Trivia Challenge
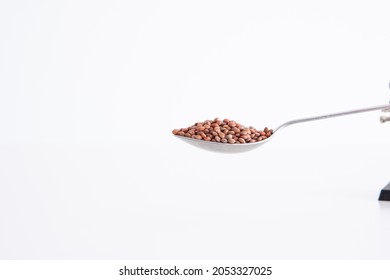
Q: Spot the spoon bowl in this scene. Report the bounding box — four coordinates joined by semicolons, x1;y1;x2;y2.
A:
174;135;273;153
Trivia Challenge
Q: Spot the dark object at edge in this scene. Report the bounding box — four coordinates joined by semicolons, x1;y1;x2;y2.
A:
378;182;390;201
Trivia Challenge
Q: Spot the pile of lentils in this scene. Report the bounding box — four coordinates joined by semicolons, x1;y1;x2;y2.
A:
172;118;273;144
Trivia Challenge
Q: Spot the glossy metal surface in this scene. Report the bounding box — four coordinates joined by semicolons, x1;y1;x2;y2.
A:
174;104;390;153
174;134;272;153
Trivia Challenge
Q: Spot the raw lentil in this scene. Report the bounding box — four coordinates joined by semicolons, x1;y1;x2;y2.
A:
172;118;273;144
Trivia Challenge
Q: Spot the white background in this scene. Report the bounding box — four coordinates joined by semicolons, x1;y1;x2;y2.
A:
1;0;390;259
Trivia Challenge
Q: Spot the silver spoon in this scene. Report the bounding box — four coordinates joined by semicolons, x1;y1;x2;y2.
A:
174;104;390;153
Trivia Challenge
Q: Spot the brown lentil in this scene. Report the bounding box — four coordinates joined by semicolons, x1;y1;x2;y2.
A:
172;118;273;144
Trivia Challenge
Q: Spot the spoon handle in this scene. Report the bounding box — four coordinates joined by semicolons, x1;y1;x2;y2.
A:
275;104;390;132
